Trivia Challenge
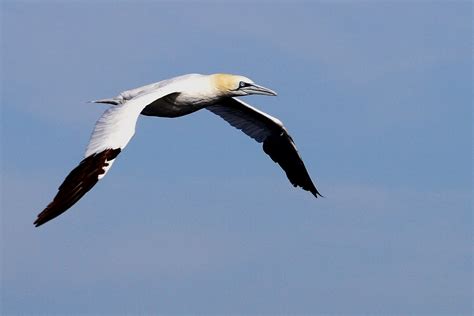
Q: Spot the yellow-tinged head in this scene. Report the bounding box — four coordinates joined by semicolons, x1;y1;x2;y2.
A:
211;73;277;97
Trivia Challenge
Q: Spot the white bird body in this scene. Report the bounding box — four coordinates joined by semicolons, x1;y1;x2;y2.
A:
34;73;321;227
96;74;213;116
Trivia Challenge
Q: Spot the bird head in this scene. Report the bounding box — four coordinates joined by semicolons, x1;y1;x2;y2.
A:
212;74;277;97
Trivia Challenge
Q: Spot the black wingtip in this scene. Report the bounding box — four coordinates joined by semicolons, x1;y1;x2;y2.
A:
33;218;44;227
34;209;55;227
312;189;324;198
33;148;121;228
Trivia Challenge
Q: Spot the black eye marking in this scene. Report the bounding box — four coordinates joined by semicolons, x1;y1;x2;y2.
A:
239;81;250;89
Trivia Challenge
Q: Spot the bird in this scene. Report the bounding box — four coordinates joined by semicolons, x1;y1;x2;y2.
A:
34;73;322;227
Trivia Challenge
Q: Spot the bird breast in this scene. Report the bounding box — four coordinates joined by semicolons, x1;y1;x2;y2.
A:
140;74;223;118
140;91;219;118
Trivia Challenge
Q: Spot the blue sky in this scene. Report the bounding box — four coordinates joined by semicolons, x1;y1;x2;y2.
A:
1;1;472;315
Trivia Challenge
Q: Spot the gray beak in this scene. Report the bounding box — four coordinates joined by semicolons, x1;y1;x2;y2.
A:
243;83;277;96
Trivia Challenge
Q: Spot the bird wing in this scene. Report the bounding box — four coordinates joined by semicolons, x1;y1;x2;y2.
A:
206;97;321;197
34;88;178;227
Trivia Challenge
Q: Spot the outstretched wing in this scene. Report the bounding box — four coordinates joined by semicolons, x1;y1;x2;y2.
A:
34;89;177;227
206;97;321;197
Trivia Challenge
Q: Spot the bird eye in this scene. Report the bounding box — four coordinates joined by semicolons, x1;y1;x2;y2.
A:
239;81;248;88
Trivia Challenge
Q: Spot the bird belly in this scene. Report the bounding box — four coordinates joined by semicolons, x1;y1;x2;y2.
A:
140;93;211;118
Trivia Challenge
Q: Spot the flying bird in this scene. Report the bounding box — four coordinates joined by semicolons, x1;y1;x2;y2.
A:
34;73;322;227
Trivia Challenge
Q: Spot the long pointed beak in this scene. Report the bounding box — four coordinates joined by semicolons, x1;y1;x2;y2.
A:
244;83;277;96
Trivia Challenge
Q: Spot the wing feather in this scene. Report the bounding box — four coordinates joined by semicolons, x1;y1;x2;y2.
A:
207;98;322;197
34;88;178;226
34;149;121;226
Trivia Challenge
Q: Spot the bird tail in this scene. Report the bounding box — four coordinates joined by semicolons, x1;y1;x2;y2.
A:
88;98;120;105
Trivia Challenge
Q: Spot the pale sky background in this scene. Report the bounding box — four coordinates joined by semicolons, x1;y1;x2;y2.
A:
1;1;472;315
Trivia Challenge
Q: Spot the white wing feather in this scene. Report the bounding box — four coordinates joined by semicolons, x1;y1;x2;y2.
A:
86;87;179;156
84;86;179;178
206;97;284;143
207;97;321;198
34;81;182;226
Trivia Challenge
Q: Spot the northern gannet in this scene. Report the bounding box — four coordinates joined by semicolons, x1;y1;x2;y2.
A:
34;73;322;227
